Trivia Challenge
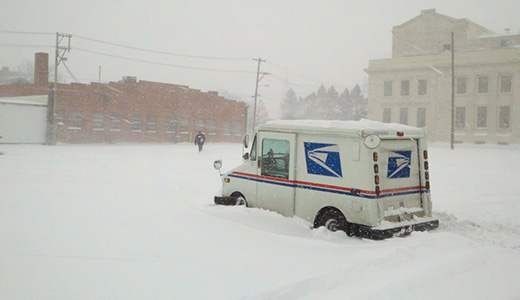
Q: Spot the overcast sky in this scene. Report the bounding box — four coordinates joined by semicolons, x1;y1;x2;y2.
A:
1;0;519;117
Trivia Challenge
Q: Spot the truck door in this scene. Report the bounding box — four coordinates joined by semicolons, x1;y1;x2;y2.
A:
378;139;423;213
256;131;296;217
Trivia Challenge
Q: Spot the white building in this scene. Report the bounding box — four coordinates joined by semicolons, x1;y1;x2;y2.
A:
366;9;520;144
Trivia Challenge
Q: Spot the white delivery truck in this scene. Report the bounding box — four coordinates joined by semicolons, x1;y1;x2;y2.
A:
213;120;439;239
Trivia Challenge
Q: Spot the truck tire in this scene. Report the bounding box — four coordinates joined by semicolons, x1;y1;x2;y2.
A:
315;208;351;236
231;193;247;206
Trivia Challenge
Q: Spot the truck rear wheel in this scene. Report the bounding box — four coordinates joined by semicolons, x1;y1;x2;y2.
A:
315;208;352;236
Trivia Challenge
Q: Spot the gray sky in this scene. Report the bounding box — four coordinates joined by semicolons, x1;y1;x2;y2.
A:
1;0;519;117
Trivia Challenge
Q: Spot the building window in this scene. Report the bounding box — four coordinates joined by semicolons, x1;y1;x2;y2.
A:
130;114;142;132
499;106;511;129
399;108;408;125
418;80;427;96
455;107;466;129
384;81;393;97
222;121;231;135
500;75;512;93
179;118;189;133
56;109;65;130
196;119;205;132
383;108;391;123
417;107;426;127
476;106;487;128
400;80;410;96
456;77;467;94
109;113;122;131
68;111;82;130
166;117;177;133
206;119;217;135
146;115;157;132
233;122;243;136
477;76;489;94
92;112;104;131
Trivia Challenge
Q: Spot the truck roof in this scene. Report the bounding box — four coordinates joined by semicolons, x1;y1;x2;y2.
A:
259;119;426;138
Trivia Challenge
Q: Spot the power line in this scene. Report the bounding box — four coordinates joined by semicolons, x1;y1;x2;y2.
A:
73;34;251;62
0;44;54;48
73;47;258;74
0;30;54;35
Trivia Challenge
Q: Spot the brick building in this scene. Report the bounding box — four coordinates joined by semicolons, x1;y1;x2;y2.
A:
0;53;247;144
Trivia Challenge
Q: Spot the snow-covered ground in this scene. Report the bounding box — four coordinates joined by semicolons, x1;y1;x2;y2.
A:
1;142;519;300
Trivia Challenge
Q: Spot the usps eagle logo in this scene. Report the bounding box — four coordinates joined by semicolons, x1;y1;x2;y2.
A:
304;142;342;178
387;151;412;179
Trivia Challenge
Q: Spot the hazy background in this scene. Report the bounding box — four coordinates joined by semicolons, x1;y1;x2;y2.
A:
1;0;518;117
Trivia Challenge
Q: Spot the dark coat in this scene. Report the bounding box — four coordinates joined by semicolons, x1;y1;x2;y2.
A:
194;133;206;145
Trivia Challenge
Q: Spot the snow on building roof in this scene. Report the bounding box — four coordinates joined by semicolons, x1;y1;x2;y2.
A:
0;95;47;106
261;119;426;137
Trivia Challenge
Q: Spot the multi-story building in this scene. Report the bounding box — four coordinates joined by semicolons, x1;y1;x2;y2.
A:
0;53;247;144
366;9;520;144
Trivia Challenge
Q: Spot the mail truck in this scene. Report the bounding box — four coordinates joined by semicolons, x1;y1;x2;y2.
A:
214;120;439;239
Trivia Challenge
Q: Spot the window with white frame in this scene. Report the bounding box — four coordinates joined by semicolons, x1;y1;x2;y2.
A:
196;119;205;133
146;115;157;132
92;112;104;131
68;111;82;130
109;113;122;131
500;75;512;93
456;77;467;94
56;109;65;130
499;106;511;129
130;114;142;132
222;121;231;135
166;117;177;133
455;107;466;129
476;106;487;128
206;119;217;135
179;118;189;133
477;76;489;94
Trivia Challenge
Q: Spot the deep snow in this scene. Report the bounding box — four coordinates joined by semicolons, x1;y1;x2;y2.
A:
1;142;519;300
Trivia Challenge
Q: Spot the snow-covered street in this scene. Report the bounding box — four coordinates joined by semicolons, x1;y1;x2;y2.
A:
1;143;519;300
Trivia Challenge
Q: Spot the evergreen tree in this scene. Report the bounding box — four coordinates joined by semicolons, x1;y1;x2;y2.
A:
350;84;368;120
280;88;299;120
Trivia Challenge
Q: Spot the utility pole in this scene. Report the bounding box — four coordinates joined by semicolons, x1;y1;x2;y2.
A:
46;32;71;145
450;32;455;150
252;57;266;133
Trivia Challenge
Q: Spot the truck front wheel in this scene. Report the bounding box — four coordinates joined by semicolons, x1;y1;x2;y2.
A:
231;193;247;206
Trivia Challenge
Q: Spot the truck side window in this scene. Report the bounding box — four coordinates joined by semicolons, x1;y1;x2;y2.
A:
261;138;290;179
250;135;257;161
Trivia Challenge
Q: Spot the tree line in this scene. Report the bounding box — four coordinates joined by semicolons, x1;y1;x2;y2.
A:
280;84;367;121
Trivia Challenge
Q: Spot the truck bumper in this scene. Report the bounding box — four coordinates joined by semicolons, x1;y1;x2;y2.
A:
214;196;235;205
356;219;439;240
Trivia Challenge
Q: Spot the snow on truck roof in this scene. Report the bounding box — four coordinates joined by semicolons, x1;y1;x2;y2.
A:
260;119;426;138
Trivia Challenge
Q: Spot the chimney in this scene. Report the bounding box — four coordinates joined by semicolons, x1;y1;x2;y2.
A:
34;52;49;85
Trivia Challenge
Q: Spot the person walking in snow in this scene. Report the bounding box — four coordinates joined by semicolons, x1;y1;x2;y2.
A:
194;131;206;152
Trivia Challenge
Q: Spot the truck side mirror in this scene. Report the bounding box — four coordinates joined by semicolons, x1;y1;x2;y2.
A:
242;152;250;161
243;135;249;148
213;159;222;170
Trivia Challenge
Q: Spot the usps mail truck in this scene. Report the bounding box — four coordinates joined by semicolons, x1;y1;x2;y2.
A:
214;120;439;239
